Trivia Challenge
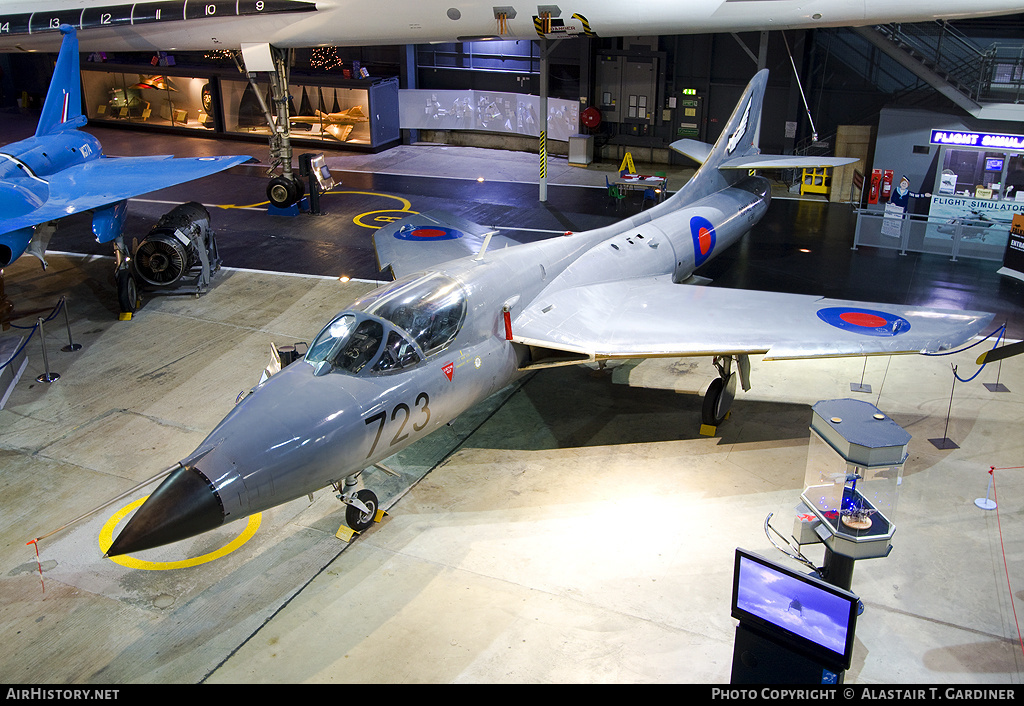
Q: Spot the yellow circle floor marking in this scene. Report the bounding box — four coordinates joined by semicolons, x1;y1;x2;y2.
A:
100;496;261;571
208;189;418;226
353;209;421;229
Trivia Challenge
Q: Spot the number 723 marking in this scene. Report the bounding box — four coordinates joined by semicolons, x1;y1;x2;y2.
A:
364;392;431;458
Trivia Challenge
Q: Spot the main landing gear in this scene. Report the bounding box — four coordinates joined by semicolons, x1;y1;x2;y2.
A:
232;44;305;209
701;354;751;428
113;237;140;318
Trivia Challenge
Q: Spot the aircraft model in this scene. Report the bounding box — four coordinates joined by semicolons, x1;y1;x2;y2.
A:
1;0;1021;205
290;106;369;142
104;69;993;557
0;24;252;320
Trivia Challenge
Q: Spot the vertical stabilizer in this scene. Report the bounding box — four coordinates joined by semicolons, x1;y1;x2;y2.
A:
706;69;767;168
35;25;84;137
670;69;768;201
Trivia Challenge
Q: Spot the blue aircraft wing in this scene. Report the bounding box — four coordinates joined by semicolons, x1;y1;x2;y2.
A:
0;154;254;237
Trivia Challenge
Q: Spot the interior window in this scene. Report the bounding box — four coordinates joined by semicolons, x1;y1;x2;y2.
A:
333;319;384;373
365;274;467;355
372;331;422;373
306;313;357;363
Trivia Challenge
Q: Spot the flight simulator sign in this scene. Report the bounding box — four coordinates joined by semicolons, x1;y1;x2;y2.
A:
930;129;1024;150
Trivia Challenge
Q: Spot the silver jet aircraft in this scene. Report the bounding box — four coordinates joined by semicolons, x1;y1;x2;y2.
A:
106;70;993;556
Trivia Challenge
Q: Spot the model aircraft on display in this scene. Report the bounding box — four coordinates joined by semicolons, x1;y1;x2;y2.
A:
0;25;252;321
1;0;1021;206
104;69;994;558
290;106;368;142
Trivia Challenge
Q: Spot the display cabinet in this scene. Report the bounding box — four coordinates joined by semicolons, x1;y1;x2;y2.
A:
799;399;909;560
81;65;400;150
81;69;215;131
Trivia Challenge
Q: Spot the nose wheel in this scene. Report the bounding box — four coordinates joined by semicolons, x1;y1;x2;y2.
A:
335;472;383;534
343;488;379;532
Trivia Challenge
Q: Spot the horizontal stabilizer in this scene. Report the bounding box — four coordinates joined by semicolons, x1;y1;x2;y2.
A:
670;139;714;165
719;154;859;170
0;155;254;238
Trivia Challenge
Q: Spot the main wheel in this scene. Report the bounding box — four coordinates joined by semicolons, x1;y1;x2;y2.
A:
266;176;304;208
116;269;139;314
345;489;378;532
701;373;737;427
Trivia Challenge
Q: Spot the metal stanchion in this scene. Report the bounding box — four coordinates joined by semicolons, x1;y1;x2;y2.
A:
58;296;82;352
35;317;59;383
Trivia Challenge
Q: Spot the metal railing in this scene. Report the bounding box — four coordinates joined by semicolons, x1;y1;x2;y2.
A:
853;208;1011;262
873;21;1024;105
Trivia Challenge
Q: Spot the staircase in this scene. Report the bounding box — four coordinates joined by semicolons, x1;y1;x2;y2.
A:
849;21;1024;121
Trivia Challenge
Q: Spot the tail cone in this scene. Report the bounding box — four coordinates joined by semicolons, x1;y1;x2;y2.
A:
106;466;224;557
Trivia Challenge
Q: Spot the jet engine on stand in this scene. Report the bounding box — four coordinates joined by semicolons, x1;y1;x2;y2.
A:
130;201;221;301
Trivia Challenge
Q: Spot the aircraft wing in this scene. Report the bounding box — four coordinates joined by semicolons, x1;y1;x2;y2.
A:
373;211;521;279
0;154;253;236
510;276;994;364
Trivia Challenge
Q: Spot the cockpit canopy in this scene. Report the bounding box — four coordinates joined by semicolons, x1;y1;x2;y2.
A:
305;273;468;375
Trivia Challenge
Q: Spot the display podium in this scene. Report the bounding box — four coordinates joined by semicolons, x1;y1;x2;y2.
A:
730;623;844;684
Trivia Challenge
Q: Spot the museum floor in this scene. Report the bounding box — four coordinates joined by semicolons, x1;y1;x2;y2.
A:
1;117;1023;684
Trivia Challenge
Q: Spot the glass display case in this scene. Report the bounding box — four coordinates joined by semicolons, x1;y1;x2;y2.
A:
81;66;400;150
221;75;399;148
82;69;216;131
799;399;909;560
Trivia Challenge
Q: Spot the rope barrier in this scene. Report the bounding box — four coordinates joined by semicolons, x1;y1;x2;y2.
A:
986;466;1024;662
0;297;67;373
923;323;1007;383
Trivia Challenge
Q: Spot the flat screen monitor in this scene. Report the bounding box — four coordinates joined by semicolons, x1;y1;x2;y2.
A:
986;157;1005;172
731;548;859;670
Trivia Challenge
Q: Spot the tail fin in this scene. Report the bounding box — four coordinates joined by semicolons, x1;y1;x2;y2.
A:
670;69;855;181
703;68;767;169
666;70;768;201
35;25;85;137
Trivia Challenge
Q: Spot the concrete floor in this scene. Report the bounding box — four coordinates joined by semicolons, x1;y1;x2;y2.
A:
1;135;1023;684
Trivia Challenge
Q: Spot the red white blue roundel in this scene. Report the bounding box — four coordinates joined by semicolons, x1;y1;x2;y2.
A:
817;307;911;337
690;215;716;266
395;225;463;241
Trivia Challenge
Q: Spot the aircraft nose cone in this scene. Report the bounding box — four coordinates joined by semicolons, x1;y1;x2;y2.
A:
105;466;224;557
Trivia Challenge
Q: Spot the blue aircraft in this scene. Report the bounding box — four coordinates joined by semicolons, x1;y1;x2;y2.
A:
0;24;252;324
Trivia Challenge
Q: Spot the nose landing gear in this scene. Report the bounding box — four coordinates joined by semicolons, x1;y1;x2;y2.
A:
334;473;383;535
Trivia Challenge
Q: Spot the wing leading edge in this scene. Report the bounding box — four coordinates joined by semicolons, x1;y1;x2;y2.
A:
0;154;254;237
509;278;994;367
373;210;521;279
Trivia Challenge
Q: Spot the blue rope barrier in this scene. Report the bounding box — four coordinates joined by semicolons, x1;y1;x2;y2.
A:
0;297;67;372
922;323;1007;383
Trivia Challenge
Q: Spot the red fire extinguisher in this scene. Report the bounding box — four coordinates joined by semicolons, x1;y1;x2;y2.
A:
869;169;881;204
881;170;894;202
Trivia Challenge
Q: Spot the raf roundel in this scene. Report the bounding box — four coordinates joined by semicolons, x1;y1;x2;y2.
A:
689;215;717;267
394;225;463;241
816;307;912;337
